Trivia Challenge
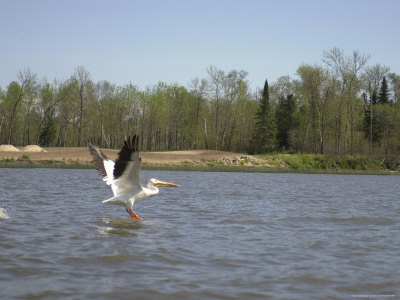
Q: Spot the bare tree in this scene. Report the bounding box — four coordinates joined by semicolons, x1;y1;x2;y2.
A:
74;66;93;146
207;65;224;150
189;77;208;150
94;80;115;147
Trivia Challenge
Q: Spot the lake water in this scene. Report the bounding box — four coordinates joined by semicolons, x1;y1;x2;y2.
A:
0;168;399;299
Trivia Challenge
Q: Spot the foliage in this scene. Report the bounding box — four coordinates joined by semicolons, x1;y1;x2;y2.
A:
250;79;277;153
276;94;298;150
20;154;30;160
256;153;386;171
0;49;400;158
39;117;57;146
378;76;389;104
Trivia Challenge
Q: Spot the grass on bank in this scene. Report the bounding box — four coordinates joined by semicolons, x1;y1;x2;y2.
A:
0;153;398;175
258;153;387;171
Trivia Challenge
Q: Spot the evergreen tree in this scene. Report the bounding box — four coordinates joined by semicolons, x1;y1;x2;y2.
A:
378;76;389;104
250;79;276;153
39;116;57;146
276;94;297;150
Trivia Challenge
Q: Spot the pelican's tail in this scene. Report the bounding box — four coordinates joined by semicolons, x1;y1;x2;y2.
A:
102;196;125;206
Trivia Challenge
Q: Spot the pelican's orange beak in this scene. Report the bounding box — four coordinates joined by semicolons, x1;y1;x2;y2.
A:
153;180;180;187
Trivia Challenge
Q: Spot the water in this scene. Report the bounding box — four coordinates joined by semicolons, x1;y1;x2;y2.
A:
1;169;399;299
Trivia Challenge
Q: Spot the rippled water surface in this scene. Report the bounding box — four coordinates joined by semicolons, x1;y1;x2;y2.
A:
1;168;400;299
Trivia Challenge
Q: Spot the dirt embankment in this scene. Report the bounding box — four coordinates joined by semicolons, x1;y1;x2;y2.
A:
0;146;263;167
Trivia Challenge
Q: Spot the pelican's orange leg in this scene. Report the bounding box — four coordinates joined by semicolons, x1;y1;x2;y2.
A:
125;208;142;220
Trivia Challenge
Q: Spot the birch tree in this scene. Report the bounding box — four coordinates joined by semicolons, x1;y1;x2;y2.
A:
322;48;369;154
74;66;93;147
361;64;390;152
5;69;37;144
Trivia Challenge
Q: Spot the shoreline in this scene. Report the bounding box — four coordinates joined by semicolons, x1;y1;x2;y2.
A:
0;147;398;175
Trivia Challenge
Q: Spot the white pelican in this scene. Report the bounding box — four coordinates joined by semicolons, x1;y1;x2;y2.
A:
88;135;179;220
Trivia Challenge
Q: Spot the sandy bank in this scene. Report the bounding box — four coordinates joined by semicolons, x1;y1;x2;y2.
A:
0;147;262;167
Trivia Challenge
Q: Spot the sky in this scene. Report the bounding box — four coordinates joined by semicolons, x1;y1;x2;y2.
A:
1;0;399;91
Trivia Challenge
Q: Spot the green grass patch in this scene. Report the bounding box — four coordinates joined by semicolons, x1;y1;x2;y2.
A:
256;153;389;172
20;154;31;160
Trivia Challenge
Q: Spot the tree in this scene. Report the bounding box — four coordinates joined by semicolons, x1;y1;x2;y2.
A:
74;66;93;147
220;70;248;150
207;65;225;150
4;82;23;144
364;90;379;144
296;65;327;154
276;94;297;150
361;64;390;153
189;78;208;150
36;82;64;145
0;87;5;140
322;48;369;154
4;69;37;144
39;116;57;146
373;104;400;155
94;80;115;147
2;62;400;156
378;76;389;104
250;79;276;153
55;77;79;147
387;73;400;104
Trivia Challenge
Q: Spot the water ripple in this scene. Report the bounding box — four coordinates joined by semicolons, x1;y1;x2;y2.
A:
0;169;399;299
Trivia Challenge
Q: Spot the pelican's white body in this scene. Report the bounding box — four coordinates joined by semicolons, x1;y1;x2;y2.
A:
101;159;159;208
88;136;179;219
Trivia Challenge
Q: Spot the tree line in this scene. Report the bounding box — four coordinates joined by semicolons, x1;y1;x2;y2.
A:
1;47;400;155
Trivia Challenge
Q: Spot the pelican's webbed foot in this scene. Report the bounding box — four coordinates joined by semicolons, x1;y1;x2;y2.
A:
126;208;142;220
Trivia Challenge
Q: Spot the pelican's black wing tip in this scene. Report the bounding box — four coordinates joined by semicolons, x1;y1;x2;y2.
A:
114;134;140;179
87;142;109;179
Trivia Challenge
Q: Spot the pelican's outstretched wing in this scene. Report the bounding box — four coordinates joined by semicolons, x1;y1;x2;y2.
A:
88;142;115;185
112;135;142;196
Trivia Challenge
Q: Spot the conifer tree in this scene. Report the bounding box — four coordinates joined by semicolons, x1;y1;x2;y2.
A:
39;116;57;147
276;94;297;150
250;79;276;153
378;76;389;104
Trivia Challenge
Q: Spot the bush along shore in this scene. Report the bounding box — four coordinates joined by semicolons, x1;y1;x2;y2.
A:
0;149;399;175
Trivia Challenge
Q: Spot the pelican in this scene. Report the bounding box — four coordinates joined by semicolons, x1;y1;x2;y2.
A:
88;135;179;220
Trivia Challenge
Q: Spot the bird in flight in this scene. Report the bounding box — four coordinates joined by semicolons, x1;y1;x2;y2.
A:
88;135;179;220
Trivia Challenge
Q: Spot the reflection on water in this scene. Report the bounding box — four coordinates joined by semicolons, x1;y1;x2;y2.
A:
0;168;399;299
94;218;149;236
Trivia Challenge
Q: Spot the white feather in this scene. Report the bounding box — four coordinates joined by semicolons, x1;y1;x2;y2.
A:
102;159;115;186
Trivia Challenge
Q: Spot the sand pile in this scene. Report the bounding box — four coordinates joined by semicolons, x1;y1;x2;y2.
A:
0;145;20;152
22;145;47;152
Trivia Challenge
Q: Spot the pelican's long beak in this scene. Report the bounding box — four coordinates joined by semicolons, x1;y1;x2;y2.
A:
153;180;180;187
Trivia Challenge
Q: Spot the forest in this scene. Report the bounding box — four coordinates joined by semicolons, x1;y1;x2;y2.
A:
1;48;400;156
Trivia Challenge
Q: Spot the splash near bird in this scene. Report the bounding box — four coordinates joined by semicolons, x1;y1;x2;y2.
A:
88;135;179;220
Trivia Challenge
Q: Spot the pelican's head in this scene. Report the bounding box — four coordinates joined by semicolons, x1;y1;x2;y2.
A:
146;178;180;188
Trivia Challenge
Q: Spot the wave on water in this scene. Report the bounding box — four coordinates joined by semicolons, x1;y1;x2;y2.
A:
288;215;395;226
0;208;9;219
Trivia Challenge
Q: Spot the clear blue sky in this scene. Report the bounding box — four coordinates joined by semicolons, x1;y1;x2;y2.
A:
1;0;399;91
